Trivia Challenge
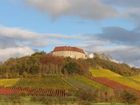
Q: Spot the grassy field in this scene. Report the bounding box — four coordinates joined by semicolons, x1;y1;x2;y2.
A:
0;78;19;87
90;68;140;91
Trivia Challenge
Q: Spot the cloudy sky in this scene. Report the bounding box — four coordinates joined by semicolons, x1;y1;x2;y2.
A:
0;0;140;67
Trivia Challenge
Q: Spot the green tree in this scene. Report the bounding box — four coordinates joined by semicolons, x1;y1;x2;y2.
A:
62;61;80;74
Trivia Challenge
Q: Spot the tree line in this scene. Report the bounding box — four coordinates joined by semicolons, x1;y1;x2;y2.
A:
0;51;139;78
0;52;89;78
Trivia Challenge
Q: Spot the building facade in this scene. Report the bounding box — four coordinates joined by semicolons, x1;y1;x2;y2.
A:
52;46;86;59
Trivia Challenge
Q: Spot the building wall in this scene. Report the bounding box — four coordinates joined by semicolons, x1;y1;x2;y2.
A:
52;51;86;59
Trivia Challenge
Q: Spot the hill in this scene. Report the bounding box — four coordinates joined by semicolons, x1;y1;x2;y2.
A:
0;52;140;104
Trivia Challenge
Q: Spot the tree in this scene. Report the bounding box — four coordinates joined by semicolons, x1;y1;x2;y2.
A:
62;61;80;74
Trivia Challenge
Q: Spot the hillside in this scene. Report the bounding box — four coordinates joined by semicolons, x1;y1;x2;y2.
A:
130;75;140;82
0;75;109;90
65;75;110;90
90;68;140;91
88;54;140;76
0;52;139;104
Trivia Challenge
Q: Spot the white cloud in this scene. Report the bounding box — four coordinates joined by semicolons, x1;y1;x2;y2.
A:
0;26;38;40
102;0;140;7
0;25;82;48
0;25;84;61
0;25;140;67
83;33;140;67
25;0;117;20
45;34;83;39
0;47;34;61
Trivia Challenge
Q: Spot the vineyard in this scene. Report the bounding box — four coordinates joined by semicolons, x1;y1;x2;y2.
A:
0;75;112;97
130;75;140;82
0;69;139;104
65;75;110;90
92;77;140;96
0;79;19;87
14;76;72;89
0;76;73;97
90;68;140;91
0;87;68;96
90;68;122;78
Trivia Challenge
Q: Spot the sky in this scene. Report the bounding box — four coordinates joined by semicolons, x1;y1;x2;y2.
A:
0;0;140;67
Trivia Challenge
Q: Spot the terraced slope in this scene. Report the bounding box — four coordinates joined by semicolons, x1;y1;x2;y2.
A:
14;76;72;89
92;77;140;96
0;75;112;96
65;75;110;90
90;68;140;91
0;75;109;90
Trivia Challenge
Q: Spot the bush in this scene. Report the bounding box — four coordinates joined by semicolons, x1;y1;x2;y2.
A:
120;91;137;105
62;61;80;74
76;88;97;102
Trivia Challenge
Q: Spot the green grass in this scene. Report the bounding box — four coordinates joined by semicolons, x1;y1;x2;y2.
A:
0;78;19;87
14;76;72;89
90;68;140;91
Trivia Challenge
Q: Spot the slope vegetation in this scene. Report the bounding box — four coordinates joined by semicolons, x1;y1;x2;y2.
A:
130;75;140;82
0;78;19;87
14;76;72;89
90;68;140;91
65;75;110;90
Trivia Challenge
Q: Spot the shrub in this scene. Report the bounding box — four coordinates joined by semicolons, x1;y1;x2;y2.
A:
120;91;137;105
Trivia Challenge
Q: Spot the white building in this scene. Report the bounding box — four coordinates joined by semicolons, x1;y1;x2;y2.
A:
52;46;86;59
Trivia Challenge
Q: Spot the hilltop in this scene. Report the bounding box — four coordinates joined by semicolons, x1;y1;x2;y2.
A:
0;51;139;78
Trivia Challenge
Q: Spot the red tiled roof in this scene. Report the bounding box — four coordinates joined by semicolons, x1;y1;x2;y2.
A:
53;46;85;54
